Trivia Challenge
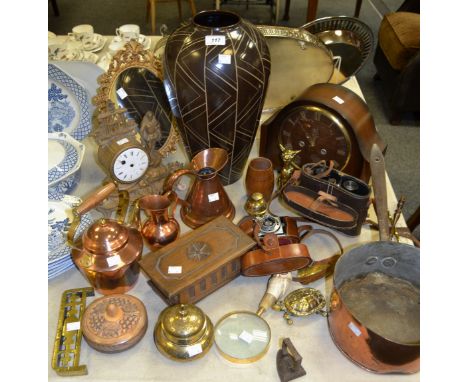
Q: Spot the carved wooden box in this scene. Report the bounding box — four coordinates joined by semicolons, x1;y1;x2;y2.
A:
139;216;257;305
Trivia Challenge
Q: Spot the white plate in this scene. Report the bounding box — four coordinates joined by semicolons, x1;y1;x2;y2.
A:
48;132;85;187
48;63;92;140
82;33;106;53
48;195;93;264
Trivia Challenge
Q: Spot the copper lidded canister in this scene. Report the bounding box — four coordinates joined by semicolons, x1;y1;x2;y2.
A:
82;294;148;353
72;218;143;295
154;304;214;361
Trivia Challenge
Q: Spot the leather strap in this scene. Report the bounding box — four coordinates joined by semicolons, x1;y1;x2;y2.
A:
292;225;344;284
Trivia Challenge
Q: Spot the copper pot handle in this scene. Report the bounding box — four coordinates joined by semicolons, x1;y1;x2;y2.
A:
164;190;178;218
163;168;196;209
132;199;142;231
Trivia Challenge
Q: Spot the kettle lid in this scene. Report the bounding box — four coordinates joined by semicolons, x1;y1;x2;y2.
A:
83;218;129;254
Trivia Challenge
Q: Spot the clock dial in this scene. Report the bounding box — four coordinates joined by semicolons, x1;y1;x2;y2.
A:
113;148;149;183
278;105;351;169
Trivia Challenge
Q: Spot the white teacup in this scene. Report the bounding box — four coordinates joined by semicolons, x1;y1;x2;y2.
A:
116;24;140;42
68;24;94;42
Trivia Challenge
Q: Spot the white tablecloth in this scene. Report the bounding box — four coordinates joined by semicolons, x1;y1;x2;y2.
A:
48;37;417;382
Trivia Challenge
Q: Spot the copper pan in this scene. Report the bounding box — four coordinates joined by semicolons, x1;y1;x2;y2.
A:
327;144;420;374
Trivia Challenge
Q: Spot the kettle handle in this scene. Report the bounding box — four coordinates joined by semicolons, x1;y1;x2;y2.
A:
76;182;117;216
67;182;118;246
163;168;196;209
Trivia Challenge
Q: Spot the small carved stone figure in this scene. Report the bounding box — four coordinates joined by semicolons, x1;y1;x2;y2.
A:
278;144;302;189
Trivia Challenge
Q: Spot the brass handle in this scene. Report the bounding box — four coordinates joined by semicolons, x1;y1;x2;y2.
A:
163;168;196;209
131;199;142;230
75;182;117;216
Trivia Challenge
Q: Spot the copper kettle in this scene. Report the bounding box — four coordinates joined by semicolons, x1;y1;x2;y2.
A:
164;148;235;228
70;183;144;295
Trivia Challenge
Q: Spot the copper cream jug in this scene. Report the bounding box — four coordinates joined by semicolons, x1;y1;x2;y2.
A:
70;183;144;295
164;148;235;228
133;191;180;250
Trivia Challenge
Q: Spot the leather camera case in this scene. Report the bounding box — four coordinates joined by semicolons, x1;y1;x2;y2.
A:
282;163;371;236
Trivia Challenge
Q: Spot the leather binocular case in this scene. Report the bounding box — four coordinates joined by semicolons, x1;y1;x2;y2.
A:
282;162;371;236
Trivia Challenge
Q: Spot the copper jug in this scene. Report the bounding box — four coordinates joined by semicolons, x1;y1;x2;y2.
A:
70;183;144;295
133;191;180;250
164;148;235;228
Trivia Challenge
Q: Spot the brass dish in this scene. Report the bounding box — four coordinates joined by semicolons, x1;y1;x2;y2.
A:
256;25;334;113
302;16;374;80
154;304;214;361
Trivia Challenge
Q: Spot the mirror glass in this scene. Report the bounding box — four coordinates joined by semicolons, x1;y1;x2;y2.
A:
112;67;173;151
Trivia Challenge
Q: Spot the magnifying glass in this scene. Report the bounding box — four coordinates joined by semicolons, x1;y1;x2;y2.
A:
214;310;271;364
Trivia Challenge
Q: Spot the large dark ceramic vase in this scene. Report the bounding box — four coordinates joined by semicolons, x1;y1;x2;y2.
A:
164;10;271;185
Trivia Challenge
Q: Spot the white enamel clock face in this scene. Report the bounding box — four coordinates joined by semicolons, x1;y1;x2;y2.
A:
113;148;149;183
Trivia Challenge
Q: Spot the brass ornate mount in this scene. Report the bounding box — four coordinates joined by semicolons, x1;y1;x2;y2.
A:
92;40;178;158
187;241;211;261
273;288;327;325
51;287;94;376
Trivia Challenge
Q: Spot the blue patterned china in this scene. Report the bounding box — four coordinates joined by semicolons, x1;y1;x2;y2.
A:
48;132;85;187
48;195;92;265
48;63;92;140
48;171;81;200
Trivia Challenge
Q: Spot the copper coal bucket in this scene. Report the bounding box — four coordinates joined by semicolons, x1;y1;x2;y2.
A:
327;144;420;373
327;241;420;373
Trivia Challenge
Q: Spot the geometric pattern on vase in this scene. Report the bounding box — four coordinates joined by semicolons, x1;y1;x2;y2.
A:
164;11;271;185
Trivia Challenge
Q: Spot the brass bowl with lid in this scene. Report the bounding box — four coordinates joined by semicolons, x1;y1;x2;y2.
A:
72;218;143;295
154;304;214;361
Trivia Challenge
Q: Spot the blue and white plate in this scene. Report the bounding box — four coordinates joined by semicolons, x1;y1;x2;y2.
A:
48;132;85;187
48;63;91;140
48;195;92;265
48;170;81;200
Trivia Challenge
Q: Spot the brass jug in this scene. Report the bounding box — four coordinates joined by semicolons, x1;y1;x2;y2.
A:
133;191;180;250
164;148;235;228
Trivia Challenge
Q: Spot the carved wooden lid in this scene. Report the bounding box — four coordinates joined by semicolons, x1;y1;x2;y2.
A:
82;294;148;353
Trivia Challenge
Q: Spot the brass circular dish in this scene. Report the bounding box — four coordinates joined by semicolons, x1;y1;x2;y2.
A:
154;304;214;361
82;294;148;353
302;16;374;79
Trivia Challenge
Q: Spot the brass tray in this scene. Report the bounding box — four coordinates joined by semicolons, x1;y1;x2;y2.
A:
257;26;334;113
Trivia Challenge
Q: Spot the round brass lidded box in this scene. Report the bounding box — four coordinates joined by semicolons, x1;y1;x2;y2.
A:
82;294;148;353
154;304;214;361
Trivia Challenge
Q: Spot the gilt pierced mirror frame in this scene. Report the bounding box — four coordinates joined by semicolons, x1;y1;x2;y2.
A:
93;40;178;157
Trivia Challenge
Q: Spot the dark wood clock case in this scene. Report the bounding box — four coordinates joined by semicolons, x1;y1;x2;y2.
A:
259;83;386;182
